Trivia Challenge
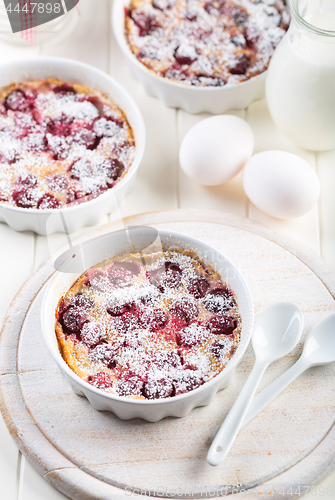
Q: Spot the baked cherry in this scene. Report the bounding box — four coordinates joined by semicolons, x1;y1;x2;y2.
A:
150;350;182;370
204;0;214;14
84;270;101;287
83;95;104;116
165;262;182;285
116;261;140;275
141;308;168;331
98;159;124;188
66;333;80;344
220;2;234;16
143;376;174;399
229;55;251;75
5;90;30;112
185;10;197;21
230;34;247;47
163;62;182;80
66;189;76;204
53;83;77;96
37;193;61;210
93;117;120;137
72;294;94;310
138;285;159;305
233;9;248;26
174;369;203;395
108;267;133;288
174;45;197;65
148;267;164;291
87;272;112;294
62;306;87;333
207;314;236;335
149;261;182;290
22;130;46;152
244;28;259;49
108;260;139;287
13;114;33;135
122;330;146;349
192;75;226;87
177;322;210;348
46;175;69;192
0;133;20;163
31;108;43;125
46;134;71;160
114;312;141;334
74;183;107;200
170;298;199;323
204;0;225;15
116;374;144;397
107;114;125;128
106;297;133;316
163;316;186;343
131;11;159;36
0;191;8;202
12;188;38;209
90;344;119;367
88;371;113;389
80;322;102;348
187;275;210;298
152;0;173;10
279;14;290;31
211;337;231;359
69;159;93;181
46;119;72;137
17;174;38;188
72;127;98;150
203;287;235;313
57;298;70;320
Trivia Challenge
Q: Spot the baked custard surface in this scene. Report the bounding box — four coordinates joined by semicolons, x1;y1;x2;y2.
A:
125;0;290;87
55;250;242;400
0;78;135;209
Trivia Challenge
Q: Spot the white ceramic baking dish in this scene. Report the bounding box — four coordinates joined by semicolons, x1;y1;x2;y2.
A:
111;0;266;114
0;58;145;235
41;228;254;422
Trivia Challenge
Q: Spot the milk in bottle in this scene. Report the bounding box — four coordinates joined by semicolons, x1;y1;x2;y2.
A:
266;0;335;151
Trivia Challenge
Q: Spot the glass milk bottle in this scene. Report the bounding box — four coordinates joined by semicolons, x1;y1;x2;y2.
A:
266;0;335;151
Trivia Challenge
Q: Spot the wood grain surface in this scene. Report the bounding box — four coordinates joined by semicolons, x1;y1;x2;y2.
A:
1;210;335;500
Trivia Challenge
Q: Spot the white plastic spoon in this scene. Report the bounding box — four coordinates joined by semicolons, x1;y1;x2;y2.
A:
207;302;303;466
241;311;335;428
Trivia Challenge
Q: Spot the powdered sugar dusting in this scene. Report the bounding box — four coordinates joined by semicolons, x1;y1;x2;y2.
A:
56;250;242;400
125;0;290;86
36;92;100;122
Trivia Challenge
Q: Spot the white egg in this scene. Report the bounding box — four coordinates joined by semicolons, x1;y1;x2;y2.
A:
179;115;254;186
243;151;320;219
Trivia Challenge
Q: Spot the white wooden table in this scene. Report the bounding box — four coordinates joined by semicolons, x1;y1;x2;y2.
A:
0;1;334;498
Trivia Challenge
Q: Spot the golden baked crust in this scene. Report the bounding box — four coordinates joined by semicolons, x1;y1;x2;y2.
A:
55;249;242;400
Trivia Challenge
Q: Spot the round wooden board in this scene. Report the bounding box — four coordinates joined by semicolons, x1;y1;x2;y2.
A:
1;210;335;500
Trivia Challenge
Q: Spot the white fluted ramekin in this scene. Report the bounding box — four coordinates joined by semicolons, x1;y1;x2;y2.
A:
0;58;145;235
112;0;265;114
41;228;254;422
